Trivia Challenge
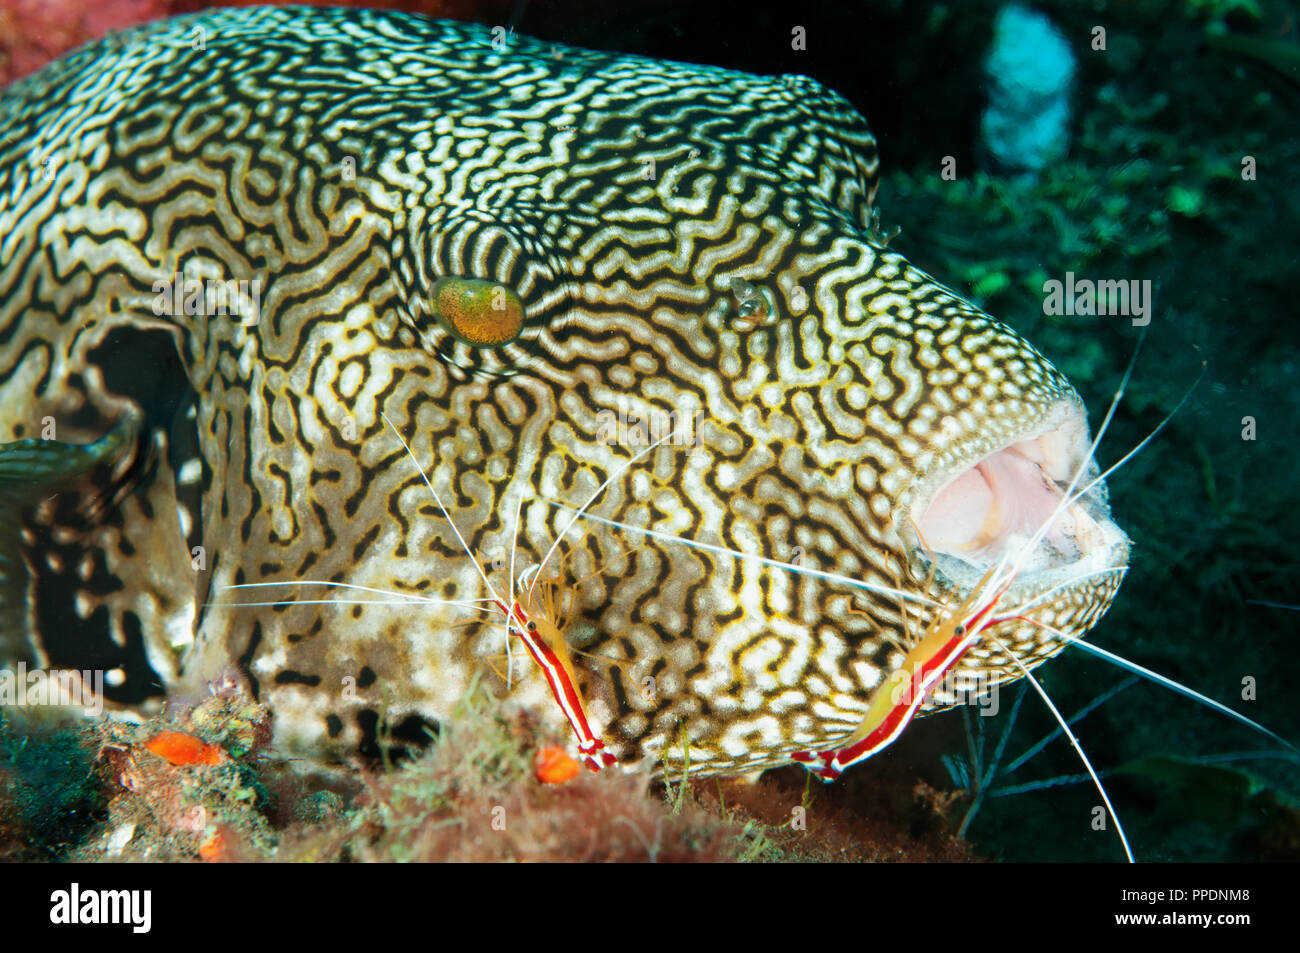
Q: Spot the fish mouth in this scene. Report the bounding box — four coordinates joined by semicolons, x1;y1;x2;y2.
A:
904;398;1130;598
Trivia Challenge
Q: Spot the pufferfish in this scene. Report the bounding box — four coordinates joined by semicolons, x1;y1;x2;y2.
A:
0;6;1129;775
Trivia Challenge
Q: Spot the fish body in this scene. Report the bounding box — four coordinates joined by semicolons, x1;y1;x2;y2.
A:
0;7;1129;773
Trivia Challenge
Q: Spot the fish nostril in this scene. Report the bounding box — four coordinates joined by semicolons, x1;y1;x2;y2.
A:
729;277;778;331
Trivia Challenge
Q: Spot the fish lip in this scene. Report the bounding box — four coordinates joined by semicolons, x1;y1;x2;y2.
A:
898;396;1132;601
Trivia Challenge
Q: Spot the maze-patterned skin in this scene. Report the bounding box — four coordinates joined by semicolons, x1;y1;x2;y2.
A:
0;8;1126;773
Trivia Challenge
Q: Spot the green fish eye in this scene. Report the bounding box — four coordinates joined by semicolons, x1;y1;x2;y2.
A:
428;276;525;347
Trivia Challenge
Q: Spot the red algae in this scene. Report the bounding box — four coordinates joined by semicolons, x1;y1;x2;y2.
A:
144;730;225;767
534;745;582;784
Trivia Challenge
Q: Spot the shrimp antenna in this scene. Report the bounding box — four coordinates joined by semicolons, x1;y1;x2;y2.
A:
529;423;690;599
996;329;1149;590
212;580;491;612
1052;360;1207;544
1066;633;1299;758
990;634;1135;863
504;492;525;689
380;412;505;606
547;503;943;609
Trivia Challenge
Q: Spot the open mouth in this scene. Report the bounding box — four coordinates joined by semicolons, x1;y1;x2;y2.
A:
907;399;1130;594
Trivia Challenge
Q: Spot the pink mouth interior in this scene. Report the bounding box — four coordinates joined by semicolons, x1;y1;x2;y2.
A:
917;434;1101;569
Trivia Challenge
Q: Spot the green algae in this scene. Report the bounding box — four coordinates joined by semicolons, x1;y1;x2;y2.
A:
1208;31;1300;85
0;714;107;859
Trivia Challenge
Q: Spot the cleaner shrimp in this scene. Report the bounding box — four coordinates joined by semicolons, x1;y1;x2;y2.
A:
549;341;1298;860
219;416;696;771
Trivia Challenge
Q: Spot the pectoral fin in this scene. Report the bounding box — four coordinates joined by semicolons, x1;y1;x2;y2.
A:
0;418;140;661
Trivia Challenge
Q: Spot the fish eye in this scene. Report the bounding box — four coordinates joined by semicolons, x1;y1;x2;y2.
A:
428;276;524;347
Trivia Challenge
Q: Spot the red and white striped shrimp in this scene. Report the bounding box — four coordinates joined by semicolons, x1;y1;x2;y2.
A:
786;356;1157;784
553;345;1298;861
215;415;688;771
500;562;618;770
381;414;692;772
789;559;1016;782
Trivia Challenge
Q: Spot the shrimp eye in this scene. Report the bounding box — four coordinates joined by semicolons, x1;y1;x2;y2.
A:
429;276;524;347
526;620;538;632
954;623;967;637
